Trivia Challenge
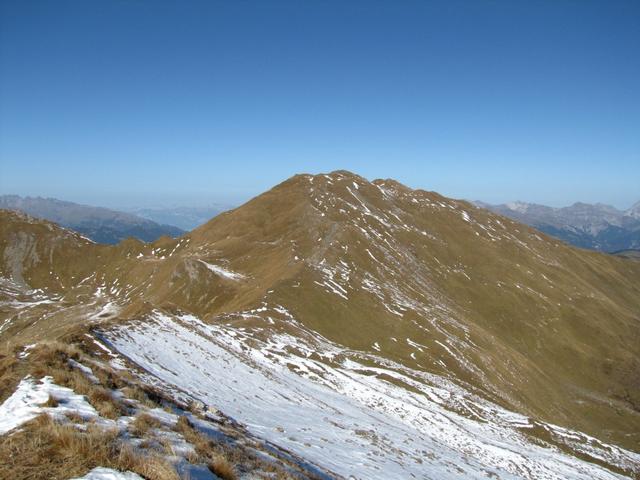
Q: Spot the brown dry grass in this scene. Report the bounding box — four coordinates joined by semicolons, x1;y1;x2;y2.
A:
43;394;59;407
0;341;319;480
88;386;124;419
117;445;180;480
174;415;248;480
49;367;124;419
129;412;162;437
64;411;85;423
207;455;237;480
0;414;179;480
29;341;83;367
0;342;89;405
19;341;128;420
120;385;157;408
0;352;25;403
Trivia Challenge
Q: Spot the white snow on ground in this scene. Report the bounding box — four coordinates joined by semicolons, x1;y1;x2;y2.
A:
89;302;120;322
106;311;639;480
0;373;215;478
85;334;128;370
0;376;100;434
70;467;143;480
198;260;246;281
18;343;37;359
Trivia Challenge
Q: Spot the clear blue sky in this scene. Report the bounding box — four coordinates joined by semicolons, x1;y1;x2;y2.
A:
1;0;638;209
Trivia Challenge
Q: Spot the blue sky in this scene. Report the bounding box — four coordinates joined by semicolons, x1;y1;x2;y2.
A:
0;0;638;209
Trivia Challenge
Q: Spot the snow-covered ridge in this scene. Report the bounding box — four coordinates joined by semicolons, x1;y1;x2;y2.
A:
104;311;639;480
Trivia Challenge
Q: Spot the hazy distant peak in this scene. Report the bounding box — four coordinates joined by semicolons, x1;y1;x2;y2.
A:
505;201;532;214
478;198;640;252
0;195;184;244
129;205;228;231
627;201;640;218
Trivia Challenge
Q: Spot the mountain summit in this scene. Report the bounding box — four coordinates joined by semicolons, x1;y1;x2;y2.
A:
627;201;640;219
2;171;640;479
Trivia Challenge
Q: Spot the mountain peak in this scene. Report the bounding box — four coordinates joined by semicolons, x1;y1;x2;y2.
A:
627;200;640;218
3;173;640;478
505;201;531;213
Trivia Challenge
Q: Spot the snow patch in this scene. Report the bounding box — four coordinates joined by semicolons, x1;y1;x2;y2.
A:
199;260;246;281
70;467;143;480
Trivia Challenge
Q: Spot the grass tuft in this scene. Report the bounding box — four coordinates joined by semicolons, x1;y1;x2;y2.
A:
208;455;237;480
43;394;59;408
129;412;162;437
0;414;180;480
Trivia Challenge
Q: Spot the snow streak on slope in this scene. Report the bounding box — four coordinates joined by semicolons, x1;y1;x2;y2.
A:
198;260;246;281
105;312;639;480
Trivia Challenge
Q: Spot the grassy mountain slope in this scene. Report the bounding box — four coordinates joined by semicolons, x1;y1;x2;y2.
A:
1;172;640;478
161;171;640;449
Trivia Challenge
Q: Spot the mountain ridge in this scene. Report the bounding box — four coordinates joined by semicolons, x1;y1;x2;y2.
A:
126;205;230;231
1;171;639;478
0;195;185;244
476;199;640;252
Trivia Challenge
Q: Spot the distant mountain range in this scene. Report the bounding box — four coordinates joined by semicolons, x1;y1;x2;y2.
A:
475;199;640;252
4;193;638;254
0;195;184;244
126;205;229;231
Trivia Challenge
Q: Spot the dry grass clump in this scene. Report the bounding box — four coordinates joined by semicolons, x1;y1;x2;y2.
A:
29;341;83;368
173;416;212;454
5;340;163;421
64;411;85;423
0;414;119;479
91;365;120;390
49;367;124;419
0;353;25;403
158;436;177;457
129;412;162;437
120;385;157;408
37;348;126;418
117;445;180;480
1;342;84;403
87;386;124;419
208;455;238;480
173;416;239;480
0;414;180;480
43;394;59;407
